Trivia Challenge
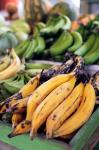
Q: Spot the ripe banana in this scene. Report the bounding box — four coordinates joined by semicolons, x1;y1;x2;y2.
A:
8;120;31;138
30;77;76;138
0;49;21;80
50;31;73;56
53;83;95;137
75;34;96;56
0;56;11;72
46;82;84;138
8;74;73;137
12;113;25;128
68;31;83;52
26;73;73;122
10;97;29;113
0;75;39;114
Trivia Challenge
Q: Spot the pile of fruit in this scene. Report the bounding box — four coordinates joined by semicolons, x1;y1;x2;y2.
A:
0;51;98;150
14;14;99;65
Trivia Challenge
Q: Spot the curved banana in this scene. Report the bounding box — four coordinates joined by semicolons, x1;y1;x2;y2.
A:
0;49;21;80
75;34;96;56
68;31;83;52
0;75;39;114
7;74;73;137
53;83;95;138
46;82;84;138
50;31;73;56
12;113;25;129
8;120;31;138
10;97;29;113
0;56;11;72
30;76;76;138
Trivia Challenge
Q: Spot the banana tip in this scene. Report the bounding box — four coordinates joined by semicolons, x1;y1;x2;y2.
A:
8;133;15;138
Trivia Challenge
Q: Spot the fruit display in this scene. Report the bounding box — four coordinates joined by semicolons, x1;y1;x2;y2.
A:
14;14;99;65
0;51;98;148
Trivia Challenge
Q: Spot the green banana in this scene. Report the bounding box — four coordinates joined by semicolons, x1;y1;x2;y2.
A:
15;40;30;56
75;34;96;56
3;74;25;94
23;39;37;59
68;31;83;52
26;69;42;76
33;36;45;55
24;73;31;83
50;31;73;56
61;15;71;30
84;48;99;64
85;34;99;55
25;63;52;70
0;56;11;72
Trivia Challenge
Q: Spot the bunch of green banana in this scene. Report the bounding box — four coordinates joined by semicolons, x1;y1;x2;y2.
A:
49;30;83;57
15;36;45;59
40;14;71;33
0;72;32;101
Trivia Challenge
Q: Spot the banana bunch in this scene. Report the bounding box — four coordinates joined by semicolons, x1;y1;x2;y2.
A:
0;71;32;101
0;49;21;80
6;71;96;139
15;36;45;59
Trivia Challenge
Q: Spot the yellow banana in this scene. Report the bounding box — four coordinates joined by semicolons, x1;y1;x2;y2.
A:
0;49;21;80
30;76;76;139
12;113;25;129
46;82;84;138
0;75;39;114
0;56;11;72
10;97;29;113
26;73;73;122
8;73;73;137
8;120;31;138
53;83;96;137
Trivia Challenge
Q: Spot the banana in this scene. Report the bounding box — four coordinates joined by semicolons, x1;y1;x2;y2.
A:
3;74;25;94
30;77;76;138
85;34;99;55
0;75;39;114
25;63;52;70
8;74;73;137
10;97;29;113
8;120;31;138
33;36;45;55
53;83;95;138
84;48;99;65
46;82;84;138
75;34;96;56
23;40;34;58
68;31;83;52
61;15;71;30
0;49;21;80
50;31;73;56
0;56;11;72
15;40;30;56
12;113;25;128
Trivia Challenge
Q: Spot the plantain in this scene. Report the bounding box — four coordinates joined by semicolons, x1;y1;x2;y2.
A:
10;97;29;113
75;34;96;56
68;31;83;52
53;83;95;137
0;49;21;80
46;82;84;138
7;74;73;137
0;75;40;114
0;56;11;72
12;113;25;129
50;31;73;56
30;76;76;138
